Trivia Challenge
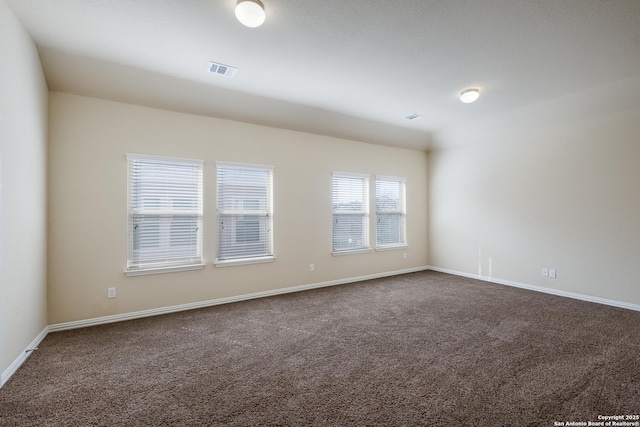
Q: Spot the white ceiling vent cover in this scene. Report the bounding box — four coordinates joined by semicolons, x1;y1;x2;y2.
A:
209;62;237;78
404;114;423;121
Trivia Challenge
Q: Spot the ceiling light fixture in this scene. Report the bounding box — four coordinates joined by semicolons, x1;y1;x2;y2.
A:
235;0;266;28
460;88;480;103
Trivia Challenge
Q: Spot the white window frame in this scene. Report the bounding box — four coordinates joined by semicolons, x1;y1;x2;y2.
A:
125;154;205;276
375;175;407;251
214;161;275;267
331;172;371;256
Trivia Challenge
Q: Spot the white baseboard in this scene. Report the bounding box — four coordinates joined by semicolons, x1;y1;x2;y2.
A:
49;266;430;332
1;326;49;388
427;266;640;312
3;266;427;388
4;265;638;389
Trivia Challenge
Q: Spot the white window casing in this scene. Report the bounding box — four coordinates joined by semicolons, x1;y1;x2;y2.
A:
126;154;204;275
215;162;274;266
332;172;370;255
375;175;407;250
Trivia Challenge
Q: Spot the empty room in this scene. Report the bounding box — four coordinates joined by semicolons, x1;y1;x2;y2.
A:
1;0;639;425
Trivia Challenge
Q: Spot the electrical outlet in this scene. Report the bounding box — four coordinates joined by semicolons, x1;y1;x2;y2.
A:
403;253;407;260
542;268;548;277
549;269;557;278
309;264;315;272
108;287;116;299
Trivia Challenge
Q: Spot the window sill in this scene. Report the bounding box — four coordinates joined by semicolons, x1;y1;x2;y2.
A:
125;263;206;277
214;256;276;268
375;245;408;252
332;248;371;257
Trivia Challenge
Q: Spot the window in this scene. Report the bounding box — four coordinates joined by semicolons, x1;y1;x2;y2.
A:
126;154;204;275
216;162;274;266
375;176;407;249
332;172;370;254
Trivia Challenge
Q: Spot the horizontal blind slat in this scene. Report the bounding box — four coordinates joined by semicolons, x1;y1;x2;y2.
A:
217;164;273;261
128;156;203;269
375;177;406;247
332;173;369;252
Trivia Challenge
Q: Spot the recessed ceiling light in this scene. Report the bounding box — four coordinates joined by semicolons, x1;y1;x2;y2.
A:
235;0;266;28
404;114;423;121
460;88;480;103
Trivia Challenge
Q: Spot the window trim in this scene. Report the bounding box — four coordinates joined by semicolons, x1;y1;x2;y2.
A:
125;263;206;277
125;153;204;276
332;248;371;257
331;171;371;255
374;244;408;252
213;255;276;268
215;161;275;266
375;175;407;250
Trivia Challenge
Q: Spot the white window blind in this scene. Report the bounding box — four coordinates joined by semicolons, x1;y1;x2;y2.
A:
332;172;370;253
127;154;203;271
217;162;273;261
375;176;406;248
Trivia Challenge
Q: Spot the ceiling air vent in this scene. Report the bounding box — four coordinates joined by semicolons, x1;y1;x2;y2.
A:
209;62;237;78
404;114;423;121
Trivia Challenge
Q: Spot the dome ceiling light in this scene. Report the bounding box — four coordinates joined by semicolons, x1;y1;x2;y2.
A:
235;0;266;28
460;88;480;103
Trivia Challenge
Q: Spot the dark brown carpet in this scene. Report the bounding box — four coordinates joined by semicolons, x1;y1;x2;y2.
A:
1;271;639;426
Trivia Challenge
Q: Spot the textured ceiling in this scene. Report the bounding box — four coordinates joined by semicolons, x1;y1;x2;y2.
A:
7;0;640;150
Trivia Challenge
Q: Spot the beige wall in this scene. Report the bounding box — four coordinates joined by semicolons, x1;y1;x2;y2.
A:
48;92;428;324
429;77;640;306
0;0;48;376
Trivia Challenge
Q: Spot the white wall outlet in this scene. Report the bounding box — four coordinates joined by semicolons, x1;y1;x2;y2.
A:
107;287;117;299
309;263;315;272
549;269;557;278
542;268;549;277
403;253;407;260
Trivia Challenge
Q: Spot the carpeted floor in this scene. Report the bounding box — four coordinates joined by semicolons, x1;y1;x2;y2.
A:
1;271;639;426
